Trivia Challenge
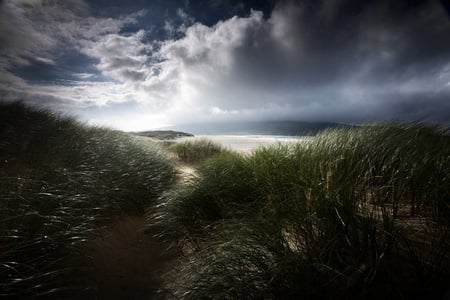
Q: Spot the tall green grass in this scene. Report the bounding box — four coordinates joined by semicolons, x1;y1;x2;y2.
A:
168;139;226;163
0;102;176;298
153;124;450;299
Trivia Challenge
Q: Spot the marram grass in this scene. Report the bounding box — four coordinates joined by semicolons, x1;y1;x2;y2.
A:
0;102;176;298
168;138;226;163
3;103;448;299
153;123;450;299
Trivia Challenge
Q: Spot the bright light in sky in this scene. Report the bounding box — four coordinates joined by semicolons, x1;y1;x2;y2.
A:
1;0;449;130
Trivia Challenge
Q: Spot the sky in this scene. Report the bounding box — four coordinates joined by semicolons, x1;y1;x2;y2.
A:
0;0;449;131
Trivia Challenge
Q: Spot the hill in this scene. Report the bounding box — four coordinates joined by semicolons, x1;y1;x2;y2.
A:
0;102;176;298
131;130;194;140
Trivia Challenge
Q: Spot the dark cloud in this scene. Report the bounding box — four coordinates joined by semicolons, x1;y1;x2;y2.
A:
147;0;449;126
0;0;449;130
229;0;450;88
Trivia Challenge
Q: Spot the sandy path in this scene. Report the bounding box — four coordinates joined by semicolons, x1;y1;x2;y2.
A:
59;150;195;300
66;215;177;300
70;163;194;299
177;163;196;183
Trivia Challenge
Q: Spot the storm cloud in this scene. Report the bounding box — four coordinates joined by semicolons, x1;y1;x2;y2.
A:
0;0;449;130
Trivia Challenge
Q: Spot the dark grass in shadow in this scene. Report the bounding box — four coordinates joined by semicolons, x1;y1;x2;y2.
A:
0;102;176;298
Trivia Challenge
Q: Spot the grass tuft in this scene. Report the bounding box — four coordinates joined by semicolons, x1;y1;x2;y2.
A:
168;138;226;163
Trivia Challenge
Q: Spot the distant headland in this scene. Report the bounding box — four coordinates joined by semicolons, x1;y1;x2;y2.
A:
131;130;194;140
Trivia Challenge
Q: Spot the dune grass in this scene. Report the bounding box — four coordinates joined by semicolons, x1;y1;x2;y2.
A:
3;103;448;298
168;139;226;163
153;124;450;299
0;102;176;298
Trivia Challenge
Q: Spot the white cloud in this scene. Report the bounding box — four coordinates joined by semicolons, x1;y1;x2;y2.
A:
73;73;95;79
0;0;147;113
1;0;449;130
0;0;143;72
82;30;150;82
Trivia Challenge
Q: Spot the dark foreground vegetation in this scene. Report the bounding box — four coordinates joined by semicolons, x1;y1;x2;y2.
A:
0;103;176;298
154;124;450;299
1;102;449;299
